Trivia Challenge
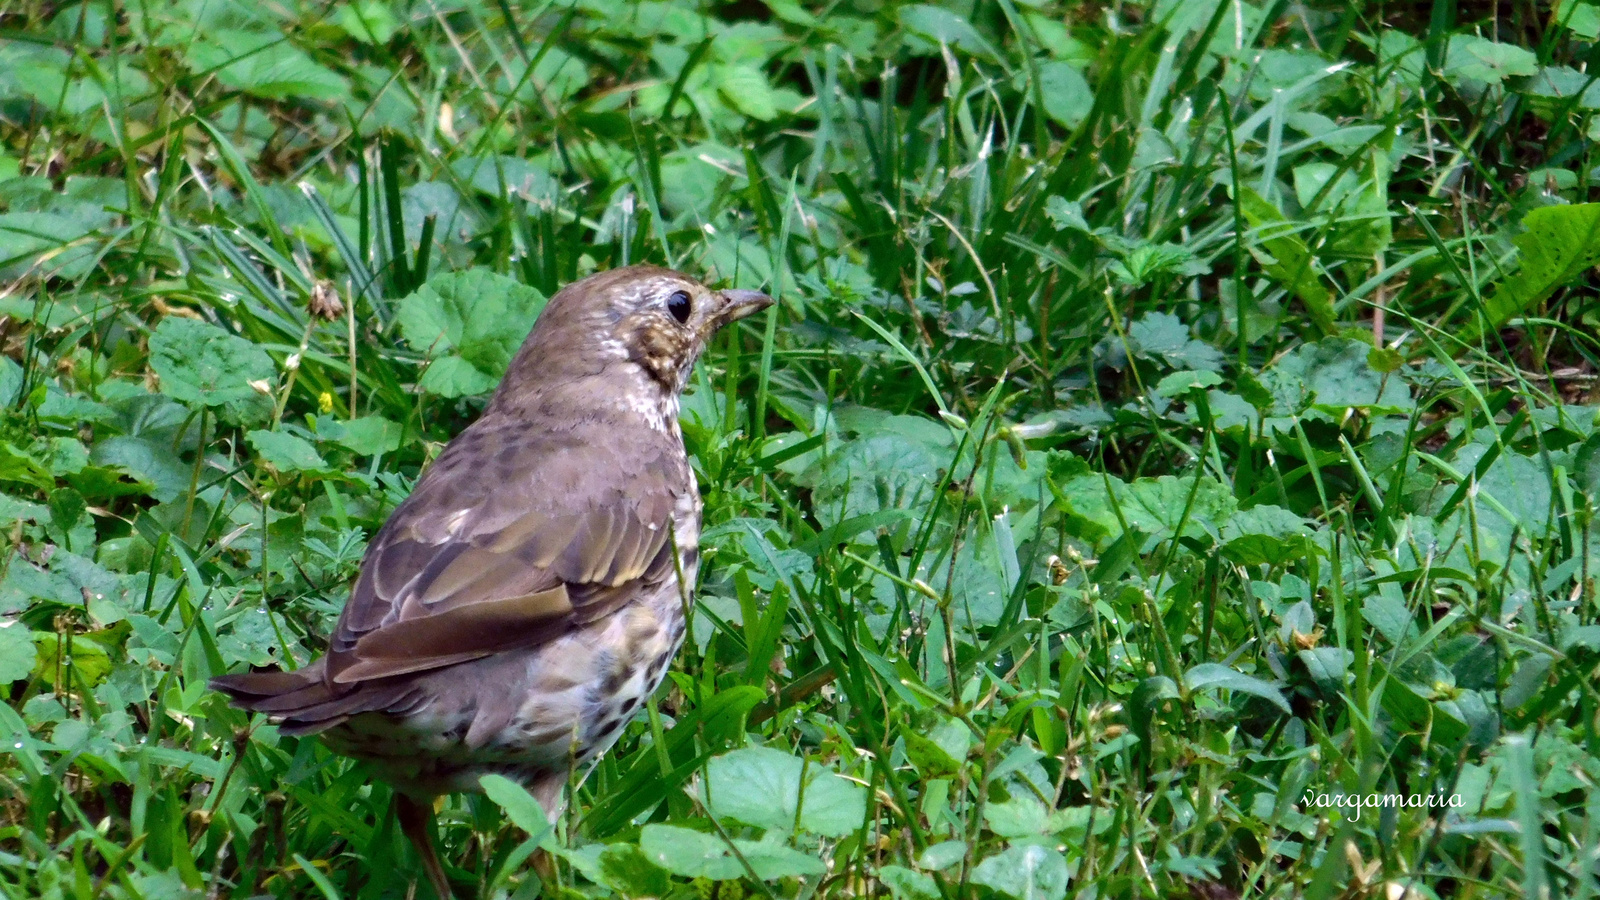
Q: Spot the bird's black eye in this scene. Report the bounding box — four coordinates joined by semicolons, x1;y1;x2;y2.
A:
666;290;692;324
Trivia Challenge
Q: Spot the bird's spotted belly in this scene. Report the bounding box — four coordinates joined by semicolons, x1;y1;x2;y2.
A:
320;591;686;798
572;605;686;757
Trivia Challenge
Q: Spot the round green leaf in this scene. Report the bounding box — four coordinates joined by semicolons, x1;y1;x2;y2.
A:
702;746;866;836
1034;61;1092;128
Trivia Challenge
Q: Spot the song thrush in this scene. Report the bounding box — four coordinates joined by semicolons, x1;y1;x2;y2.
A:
211;265;772;898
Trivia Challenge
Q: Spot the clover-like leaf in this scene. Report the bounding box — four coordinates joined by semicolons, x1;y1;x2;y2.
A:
1258;338;1411;416
480;774;553;839
1127;312;1223;372
879;865;940;900
1220;505;1315;566
1556;0;1600;39
900;4;998;58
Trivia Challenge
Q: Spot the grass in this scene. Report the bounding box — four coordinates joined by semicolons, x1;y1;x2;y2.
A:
3;0;1600;898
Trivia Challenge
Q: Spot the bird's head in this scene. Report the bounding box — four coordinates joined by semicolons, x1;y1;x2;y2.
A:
493;265;772;414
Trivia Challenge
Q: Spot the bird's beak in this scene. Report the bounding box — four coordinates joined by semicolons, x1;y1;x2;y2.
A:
715;288;774;325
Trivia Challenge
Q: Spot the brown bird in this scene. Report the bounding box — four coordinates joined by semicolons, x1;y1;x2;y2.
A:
211;265;772;898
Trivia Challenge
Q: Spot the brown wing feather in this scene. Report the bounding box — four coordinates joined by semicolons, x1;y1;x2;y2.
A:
323;418;684;685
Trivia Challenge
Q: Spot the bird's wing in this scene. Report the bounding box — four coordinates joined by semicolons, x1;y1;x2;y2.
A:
323;421;686;685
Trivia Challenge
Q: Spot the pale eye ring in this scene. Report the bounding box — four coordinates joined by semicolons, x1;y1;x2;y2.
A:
666;290;692;324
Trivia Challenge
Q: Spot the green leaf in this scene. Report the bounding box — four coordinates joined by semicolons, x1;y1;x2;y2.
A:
1258;338;1412;416
1574;431;1600;498
480;774;554;840
400;182;475;245
0;624;37;682
0;493;47;525
902;717;971;777
879;865;940;900
90;437;189;502
0;442;52;491
638;825;825;881
397;268;547;398
1487;203;1600;330
899;5;998;58
147;317;275;422
186;30;349;101
1055;473;1236;547
246;430;329;474
1557;0;1600;39
1292;152;1392;256
1299;647;1354;693
1044;196;1090;232
595;843;671;896
917;841;967;871
1219;505;1315;566
1362;586;1418;645
318;416;404;457
34;631;114;690
1443;36;1538;85
449;156;558;203
970;844;1069;900
1154;369;1223;398
717;65;779;121
984;794;1050;837
1033;62;1093;128
1184;662;1291;713
0;211;104;281
332;1;399;44
1127;312;1223;372
1237;187;1335;333
701;746;866;836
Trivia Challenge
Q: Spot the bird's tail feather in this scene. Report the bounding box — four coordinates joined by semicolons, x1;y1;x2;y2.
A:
211;659;405;736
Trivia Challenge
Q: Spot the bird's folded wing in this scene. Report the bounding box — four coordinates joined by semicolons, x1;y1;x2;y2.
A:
324;438;681;685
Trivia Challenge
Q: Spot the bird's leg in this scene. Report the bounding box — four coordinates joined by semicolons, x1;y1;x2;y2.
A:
528;773;567;887
395;794;453;900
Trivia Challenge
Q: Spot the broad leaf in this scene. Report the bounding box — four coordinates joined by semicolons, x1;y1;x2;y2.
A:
639;825;825;881
247;430;329;474
971;844;1069;900
396;268;547;398
1184;663;1292;713
1488;203;1600;330
0;624;36;682
1237;187;1335;333
701;746;866;836
146;317;275;423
